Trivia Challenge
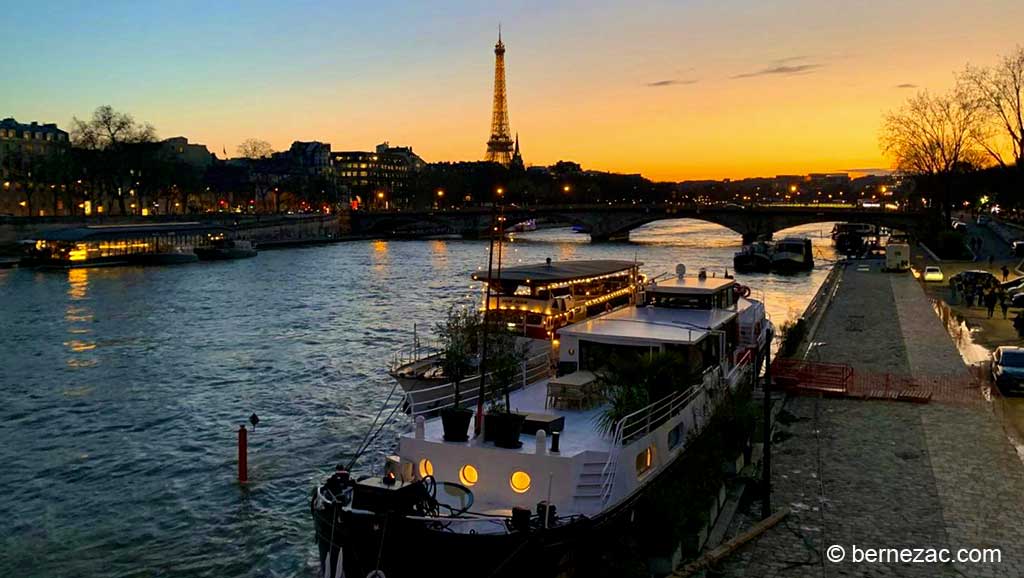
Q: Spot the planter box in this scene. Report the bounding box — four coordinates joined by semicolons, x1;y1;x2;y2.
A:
440;407;472;442
484;411;526;449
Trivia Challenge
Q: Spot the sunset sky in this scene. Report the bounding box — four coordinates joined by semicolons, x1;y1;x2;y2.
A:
2;1;1021;181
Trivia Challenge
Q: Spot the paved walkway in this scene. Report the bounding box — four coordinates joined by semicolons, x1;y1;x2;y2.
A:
714;262;1024;578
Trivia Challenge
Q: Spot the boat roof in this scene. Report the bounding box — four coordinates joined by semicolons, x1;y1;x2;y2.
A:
558;302;744;346
647;275;734;294
472;259;640;284
29;222;229;242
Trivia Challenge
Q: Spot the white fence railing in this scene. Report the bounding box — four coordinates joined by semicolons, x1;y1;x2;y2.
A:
405;351;553;417
599;365;724;503
389;336;442;374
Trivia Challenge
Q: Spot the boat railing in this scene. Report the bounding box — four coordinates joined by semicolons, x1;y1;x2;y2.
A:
389;336;442;374
599;366;722;503
406;350;553;418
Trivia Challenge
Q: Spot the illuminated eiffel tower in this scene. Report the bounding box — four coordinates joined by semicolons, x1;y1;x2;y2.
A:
485;27;514;166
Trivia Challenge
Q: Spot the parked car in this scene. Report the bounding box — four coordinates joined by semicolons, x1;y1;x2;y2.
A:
949;270;998;288
1013;240;1024;257
992;346;1024;393
923;266;944;282
978;215;991;225
952;221;968;233
1012;293;1024;308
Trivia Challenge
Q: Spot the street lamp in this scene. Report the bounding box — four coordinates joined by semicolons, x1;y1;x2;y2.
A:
563;185;571;193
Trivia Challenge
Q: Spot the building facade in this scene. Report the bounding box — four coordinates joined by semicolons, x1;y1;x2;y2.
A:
159;136;214;169
0;117;71;215
332;142;425;208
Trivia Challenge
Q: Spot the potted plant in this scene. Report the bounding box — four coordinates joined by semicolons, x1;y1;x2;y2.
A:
483;333;527;448
436;306;480;442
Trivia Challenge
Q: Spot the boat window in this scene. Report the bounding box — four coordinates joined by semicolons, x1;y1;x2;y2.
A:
526;314;542;325
647;291;712;310
513;285;532;296
509;471;532;494
668;424;684;450
635;446;655;477
458;464;479;487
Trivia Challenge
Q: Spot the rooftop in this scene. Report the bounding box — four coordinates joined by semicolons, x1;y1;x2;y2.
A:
558;302;745;346
646;275;735;294
30;223;229;242
471;259;640;284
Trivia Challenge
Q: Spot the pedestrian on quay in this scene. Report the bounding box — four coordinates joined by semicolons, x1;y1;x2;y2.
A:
985;289;998;319
1002;265;1010;282
1001;292;1010;319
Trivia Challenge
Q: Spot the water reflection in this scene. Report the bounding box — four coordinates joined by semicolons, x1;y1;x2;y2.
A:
64;268;97;366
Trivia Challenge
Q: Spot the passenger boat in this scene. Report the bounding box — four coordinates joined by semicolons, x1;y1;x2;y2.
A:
831;222;876;254
388;259;644;391
311;266;770;578
769;237;814;272
733;240;772;273
194;238;258;260
21;223;227;269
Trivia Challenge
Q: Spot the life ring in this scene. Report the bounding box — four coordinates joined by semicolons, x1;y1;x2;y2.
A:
734;284;751;299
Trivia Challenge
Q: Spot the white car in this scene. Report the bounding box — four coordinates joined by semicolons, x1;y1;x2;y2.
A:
923;266;944;282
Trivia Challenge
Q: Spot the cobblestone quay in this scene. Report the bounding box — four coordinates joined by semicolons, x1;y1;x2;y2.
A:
716;261;1024;578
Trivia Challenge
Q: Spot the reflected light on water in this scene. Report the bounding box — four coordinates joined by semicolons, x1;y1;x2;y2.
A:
67;268;89;300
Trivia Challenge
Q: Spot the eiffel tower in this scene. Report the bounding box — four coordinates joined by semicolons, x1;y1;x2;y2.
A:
485;27;514;166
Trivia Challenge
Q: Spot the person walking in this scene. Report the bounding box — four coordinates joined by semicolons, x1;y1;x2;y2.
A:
1002;265;1010;283
1001;292;1010;319
985;289;998;319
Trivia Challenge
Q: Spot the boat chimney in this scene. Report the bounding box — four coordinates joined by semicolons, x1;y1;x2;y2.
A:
535;429;547;454
546;257;552;267
415;415;425;440
550;430;561;453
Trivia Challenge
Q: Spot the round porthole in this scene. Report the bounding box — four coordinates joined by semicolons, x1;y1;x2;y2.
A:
418;458;433;478
510;470;531;494
459;464;478;486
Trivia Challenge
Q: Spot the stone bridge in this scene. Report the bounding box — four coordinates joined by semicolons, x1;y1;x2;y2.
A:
350;205;934;243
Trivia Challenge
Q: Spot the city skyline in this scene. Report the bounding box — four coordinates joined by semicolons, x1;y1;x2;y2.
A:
2;1;1022;181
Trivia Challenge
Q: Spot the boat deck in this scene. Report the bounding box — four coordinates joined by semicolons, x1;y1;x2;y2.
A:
413;376;612;457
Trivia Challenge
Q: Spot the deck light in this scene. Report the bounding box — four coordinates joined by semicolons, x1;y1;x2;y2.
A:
510;471;532;493
459;464;478;487
418;458;433;478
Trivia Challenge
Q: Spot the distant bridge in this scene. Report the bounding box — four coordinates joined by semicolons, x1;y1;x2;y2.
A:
350;204;934;243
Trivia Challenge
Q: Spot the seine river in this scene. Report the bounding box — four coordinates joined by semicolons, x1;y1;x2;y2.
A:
0;219;836;577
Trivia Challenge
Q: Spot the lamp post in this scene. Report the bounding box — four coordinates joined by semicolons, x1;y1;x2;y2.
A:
436;189;444;210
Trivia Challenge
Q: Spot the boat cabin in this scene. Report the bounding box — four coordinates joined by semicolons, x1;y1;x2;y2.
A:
557;274;760;379
471;259;643;339
22;223;229;268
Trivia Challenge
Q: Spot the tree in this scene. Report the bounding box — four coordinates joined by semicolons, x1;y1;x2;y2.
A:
236;138;273;160
235;138;276;212
880;88;986;221
961;46;1024;168
70;105;157;215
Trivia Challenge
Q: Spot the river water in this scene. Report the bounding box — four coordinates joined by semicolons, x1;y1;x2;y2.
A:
0;219;836;577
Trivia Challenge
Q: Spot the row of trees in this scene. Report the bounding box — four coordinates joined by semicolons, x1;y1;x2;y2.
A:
1;106;346;217
881;46;1024;220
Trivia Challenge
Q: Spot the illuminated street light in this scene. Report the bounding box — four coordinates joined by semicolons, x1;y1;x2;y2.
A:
496;187;504;196
436;189;444;198
789;185;797;193
563;185;571;193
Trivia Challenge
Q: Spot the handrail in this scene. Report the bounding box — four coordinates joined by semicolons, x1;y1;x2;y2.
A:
405;351;552;417
598;365;724;503
389;337;442;374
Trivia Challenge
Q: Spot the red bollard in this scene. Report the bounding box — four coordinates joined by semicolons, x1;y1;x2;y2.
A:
238;425;248;484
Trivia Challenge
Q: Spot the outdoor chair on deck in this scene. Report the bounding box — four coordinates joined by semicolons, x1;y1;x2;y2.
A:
546;370;598;409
